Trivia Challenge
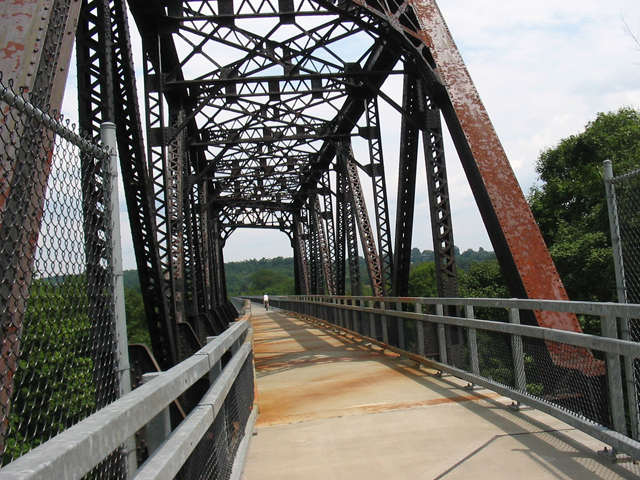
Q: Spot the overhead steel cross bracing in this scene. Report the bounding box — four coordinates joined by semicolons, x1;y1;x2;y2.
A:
3;0;589;383
124;0;580;350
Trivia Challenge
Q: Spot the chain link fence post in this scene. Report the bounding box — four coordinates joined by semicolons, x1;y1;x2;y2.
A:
604;159;640;440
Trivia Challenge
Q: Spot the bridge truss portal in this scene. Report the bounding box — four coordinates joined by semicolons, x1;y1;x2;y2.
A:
1;0;580;372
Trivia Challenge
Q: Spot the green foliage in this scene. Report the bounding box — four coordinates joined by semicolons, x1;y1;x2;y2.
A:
4;276;96;465
408;262;437;298
529;107;640;302
125;288;151;346
123;270;141;292
458;260;509;299
410;247;495;270
459;260;509;322
225;257;295;295
476;331;514;387
548;225;615;302
247;268;295;295
457;248;496;271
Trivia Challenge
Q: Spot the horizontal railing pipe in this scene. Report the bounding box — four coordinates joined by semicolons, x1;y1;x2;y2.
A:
0;320;250;480
269;294;640;461
133;333;253;480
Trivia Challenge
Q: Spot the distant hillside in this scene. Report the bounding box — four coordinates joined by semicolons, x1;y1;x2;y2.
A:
225;256;295;296
123;247;495;297
124;270;141;292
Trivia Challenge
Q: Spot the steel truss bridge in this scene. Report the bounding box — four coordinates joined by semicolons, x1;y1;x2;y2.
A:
0;0;634;478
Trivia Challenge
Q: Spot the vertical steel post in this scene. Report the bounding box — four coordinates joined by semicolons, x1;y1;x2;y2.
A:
101;122;131;398
466;306;480;377
509;308;526;393
369;300;376;339
436;304;447;365
603;160;638;439
381;301;389;345
102;123;136;476
604;160;627;303
142;372;171;455
415;302;425;357
601;314;628;437
396;301;405;350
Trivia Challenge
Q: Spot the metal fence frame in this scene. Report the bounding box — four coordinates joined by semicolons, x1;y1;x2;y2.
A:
272;295;640;460
0;77;130;470
0;314;256;480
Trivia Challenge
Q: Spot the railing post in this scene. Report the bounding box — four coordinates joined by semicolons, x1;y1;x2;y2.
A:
101;122;136;477
381;301;389;344
396;301;405;350
436;304;448;365
142;372;172;455
509;308;526;394
368;300;376;339
466;305;480;377
604;160;639;440
415;302;425;356
352;298;359;333
207;336;223;384
601;315;628;437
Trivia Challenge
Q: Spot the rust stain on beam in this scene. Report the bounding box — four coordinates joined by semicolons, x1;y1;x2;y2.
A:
403;0;578;332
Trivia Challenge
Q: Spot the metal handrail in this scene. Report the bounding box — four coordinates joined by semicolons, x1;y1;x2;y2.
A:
272;295;640;460
0;319;251;480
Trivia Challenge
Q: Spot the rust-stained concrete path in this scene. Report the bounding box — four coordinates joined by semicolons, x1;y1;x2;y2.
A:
243;305;640;480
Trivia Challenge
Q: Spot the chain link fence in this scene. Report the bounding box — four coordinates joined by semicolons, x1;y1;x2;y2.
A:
605;161;640;440
0;76;123;471
608;165;640;305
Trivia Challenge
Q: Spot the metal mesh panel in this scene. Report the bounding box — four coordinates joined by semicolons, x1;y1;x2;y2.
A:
610;168;640;438
521;338;610;427
175;353;255;480
421;320;440;359
476;330;515;389
0;79;122;470
613;168;640;304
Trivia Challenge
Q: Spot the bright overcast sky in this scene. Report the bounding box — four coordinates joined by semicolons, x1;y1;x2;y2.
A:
63;0;640;267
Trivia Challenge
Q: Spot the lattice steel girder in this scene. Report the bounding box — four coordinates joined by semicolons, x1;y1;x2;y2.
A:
312;194;335;295
356;0;579;331
393;67;420;297
424;99;459;298
81;0;178;371
292;212;310;295
362;96;393;295
319;171;338;295
334;172;347;296
76;0;178;370
345;154;383;296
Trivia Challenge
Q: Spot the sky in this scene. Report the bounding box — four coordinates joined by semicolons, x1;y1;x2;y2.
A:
62;0;640;268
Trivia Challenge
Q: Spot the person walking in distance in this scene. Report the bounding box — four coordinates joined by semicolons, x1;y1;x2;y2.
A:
263;293;269;311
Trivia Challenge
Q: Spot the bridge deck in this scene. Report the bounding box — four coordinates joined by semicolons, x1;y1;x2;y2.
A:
243;305;638;480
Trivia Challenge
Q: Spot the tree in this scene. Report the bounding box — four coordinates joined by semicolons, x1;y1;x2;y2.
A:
408;262;437;298
458;260;510;322
125;288;151;346
528;107;640;302
248;268;294;295
4;276;96;464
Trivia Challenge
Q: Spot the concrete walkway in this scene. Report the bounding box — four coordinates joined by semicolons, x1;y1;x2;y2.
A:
243;305;640;479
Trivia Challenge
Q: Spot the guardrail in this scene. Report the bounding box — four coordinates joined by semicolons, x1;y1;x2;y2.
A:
0;307;256;480
270;295;640;460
